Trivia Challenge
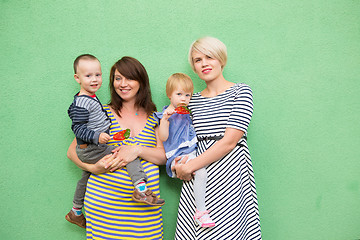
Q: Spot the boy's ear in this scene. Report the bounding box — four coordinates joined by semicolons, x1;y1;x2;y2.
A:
74;74;81;84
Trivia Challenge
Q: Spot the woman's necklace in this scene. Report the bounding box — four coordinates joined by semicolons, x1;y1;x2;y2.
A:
122;105;139;116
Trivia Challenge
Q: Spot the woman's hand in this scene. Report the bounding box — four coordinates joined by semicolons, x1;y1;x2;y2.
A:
67;138;111;174
172;155;194;181
104;145;140;172
87;154;113;174
180;128;245;173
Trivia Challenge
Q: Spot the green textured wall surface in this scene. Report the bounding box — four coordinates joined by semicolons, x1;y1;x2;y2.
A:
1;1;359;239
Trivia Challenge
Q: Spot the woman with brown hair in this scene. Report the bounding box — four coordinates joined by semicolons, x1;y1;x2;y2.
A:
67;56;166;239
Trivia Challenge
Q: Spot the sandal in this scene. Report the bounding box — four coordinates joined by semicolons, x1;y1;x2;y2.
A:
132;189;165;206
193;209;215;228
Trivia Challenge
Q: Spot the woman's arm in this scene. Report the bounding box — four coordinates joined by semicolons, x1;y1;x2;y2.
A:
105;127;167;171
67;138;112;174
174;128;245;180
139;127;167;165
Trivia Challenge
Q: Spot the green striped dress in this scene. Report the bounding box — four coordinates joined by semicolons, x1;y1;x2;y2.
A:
84;105;163;239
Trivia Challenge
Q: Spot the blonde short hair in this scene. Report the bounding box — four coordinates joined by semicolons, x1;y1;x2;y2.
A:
188;36;227;72
166;73;194;98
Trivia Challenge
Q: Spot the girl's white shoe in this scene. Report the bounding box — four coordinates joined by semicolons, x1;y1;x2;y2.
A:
193;209;215;228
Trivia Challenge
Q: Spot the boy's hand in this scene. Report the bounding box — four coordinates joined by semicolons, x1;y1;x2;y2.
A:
99;132;111;144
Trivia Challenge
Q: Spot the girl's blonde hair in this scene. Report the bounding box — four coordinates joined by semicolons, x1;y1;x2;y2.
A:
188;36;227;72
166;73;194;98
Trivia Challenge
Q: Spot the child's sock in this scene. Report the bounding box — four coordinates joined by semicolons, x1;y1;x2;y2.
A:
135;181;147;192
72;207;83;216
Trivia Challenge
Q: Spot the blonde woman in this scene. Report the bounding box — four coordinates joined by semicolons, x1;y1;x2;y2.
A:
173;37;262;239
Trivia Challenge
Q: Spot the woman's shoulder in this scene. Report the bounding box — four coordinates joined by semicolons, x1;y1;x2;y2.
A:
147;112;159;127
102;104;112;113
193;83;251;96
103;104;119;119
233;82;252;91
232;83;253;97
192;91;201;97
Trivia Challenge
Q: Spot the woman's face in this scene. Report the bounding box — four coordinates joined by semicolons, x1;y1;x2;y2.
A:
192;50;223;82
113;69;140;102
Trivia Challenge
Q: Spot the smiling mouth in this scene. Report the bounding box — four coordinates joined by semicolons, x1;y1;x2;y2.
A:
202;68;212;73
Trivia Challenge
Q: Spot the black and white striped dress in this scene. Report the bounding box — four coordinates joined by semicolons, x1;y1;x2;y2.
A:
175;83;262;240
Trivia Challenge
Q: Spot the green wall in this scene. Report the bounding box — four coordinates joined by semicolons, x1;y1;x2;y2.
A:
1;1;359;239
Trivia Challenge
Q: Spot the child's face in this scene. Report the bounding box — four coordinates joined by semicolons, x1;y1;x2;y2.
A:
169;88;192;108
74;59;102;96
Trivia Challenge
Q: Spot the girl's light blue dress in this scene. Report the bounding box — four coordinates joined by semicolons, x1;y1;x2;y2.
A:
153;106;197;177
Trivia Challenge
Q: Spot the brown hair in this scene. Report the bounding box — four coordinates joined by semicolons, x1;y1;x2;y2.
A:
108;56;156;117
73;54;98;74
166;73;194;98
